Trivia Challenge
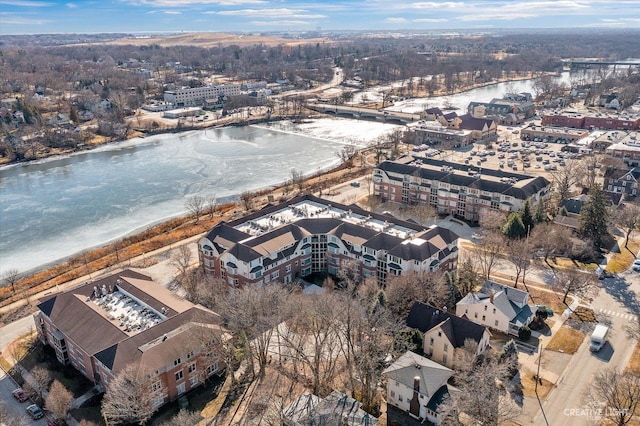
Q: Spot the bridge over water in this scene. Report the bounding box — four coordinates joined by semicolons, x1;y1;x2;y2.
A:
306;102;421;124
566;60;640;70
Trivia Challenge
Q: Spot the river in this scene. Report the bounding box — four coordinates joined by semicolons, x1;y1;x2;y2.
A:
0;74;568;277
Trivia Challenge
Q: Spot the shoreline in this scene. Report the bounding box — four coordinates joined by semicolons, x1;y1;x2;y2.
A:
0;71;549;169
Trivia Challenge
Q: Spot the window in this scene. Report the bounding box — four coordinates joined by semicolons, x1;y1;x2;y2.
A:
429;337;434;346
493;308;496;314
437;331;442;337
474;313;478;318
188;363;197;374
399;395;403;402
444;344;448;352
443;354;448;364
390;390;396;398
175;371;184;381
285;265;291;273
495;320;499;327
152;396;164;408
482;315;486;321
272;271;279;279
177;382;186;395
484;305;487;311
206;363;219;376
186;351;194;359
189;376;198;387
151;381;162;392
174;358;181;366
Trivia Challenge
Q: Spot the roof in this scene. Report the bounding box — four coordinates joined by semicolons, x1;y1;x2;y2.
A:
283;390;378;425
559;198;585;215
457;281;533;324
383;351;453;399
406;302;488;348
457;114;495;131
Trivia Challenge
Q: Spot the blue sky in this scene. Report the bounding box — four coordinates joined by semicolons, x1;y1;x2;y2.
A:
1;0;639;35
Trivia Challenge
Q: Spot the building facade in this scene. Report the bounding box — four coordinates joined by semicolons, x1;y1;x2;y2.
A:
373;157;551;222
164;84;241;107
604;167;640;198
35;270;226;411
198;194;459;287
542;110;640;130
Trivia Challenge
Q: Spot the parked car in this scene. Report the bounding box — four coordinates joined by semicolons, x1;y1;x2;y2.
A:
11;388;28;402
633;259;640;272
26;404;44;420
350;181;360;187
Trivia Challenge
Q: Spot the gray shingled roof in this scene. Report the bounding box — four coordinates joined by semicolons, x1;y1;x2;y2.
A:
406;302;488;348
383;351;452;399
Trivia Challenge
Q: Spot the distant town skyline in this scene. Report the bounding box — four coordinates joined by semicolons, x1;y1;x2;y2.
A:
1;0;639;35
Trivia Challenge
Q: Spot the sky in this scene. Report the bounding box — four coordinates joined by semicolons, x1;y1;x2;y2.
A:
1;0;640;35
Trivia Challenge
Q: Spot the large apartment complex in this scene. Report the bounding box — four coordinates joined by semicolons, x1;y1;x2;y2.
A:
163;84;241;107
373;157;551;221
35;270;226;411
198;194;459;287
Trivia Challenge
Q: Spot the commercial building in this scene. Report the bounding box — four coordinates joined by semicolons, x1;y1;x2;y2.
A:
520;124;589;144
35;270;226;411
373;157;551;222
419;107;498;144
164;84;241;107
468;92;535;123
605;132;640;166
542;110;640;131
198;194;459;287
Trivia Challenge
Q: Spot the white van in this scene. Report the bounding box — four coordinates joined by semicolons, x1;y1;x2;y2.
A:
590;324;609;352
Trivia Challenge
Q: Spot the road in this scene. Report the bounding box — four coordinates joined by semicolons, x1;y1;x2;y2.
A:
531;267;640;425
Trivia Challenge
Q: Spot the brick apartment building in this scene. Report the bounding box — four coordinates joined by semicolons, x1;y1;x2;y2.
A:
198;194;459;287
542;110;640;130
373;157;551;222
35;270;226;411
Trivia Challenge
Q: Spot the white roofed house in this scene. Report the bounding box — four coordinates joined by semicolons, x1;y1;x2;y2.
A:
383;351;455;425
456;280;534;335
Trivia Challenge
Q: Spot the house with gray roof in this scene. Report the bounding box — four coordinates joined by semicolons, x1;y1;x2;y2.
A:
198;194;459;287
456;280;534;335
283;390;378;425
407;302;491;368
35;270;227;412
373;157;551;222
383;351;455;424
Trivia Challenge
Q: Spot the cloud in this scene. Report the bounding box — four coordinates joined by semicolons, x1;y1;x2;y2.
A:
413;18;448;22
163;10;181;14
408;2;464;9
66;2;77;7
385;17;409;23
249;20;311;26
1;0;51;6
0;13;50;25
208;8;326;18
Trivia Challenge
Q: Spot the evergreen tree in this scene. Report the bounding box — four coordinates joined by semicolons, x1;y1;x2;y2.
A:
579;183;610;247
520;200;534;235
503;212;527;239
444;271;458;308
533;200;546;223
559;205;569;216
499;340;519;377
69;105;80;124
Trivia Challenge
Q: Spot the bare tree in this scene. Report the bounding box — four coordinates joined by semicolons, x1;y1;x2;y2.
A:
612;204;640;250
550;160;579;202
530;222;573;263
101;363;154;425
587;368;640;426
2;268;20;293
479;209;507;232
475;232;504;280
45;380;74;423
240;191;254;211
336;143;357;169
29;366;52;403
217;284;289;378
553;267;598;305
384;272;449;322
171;244;192;284
290;169;304;192
185;195;206;224
159;409;202;426
206;194;217;219
507;238;534;290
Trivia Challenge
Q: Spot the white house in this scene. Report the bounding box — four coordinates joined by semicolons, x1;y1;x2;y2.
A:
383;351;454;425
456;280;534;335
406;302;491;368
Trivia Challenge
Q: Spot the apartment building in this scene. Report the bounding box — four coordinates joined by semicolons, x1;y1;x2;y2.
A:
542;110;640;130
164;84;241;107
198;194;459;287
468;92;535;123
35;270;226;411
373;157;551;222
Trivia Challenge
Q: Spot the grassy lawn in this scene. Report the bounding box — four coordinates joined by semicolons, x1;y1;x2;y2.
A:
606;239;640;274
569;306;596;323
545;325;586;354
527;286;571;315
627;342;640;376
521;369;554;399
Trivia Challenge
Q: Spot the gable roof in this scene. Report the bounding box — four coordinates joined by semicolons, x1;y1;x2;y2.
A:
283;390;378;426
406;302;488;348
383;351;452;399
559;198;585;215
457;280;532;324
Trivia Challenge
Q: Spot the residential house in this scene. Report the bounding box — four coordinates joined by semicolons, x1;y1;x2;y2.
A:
599;93;620;110
604;167;640;199
373;157;551;222
198;194;459;287
35;270;226;412
383;351;455;424
456;280;534;335
406;302;491;368
283;390;378;425
48;113;71;127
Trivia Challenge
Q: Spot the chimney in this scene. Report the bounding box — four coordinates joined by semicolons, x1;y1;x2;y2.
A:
490;293;494;302
410;375;421;417
442;306;447;312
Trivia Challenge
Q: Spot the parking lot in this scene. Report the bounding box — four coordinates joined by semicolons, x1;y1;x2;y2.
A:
0;369;48;425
